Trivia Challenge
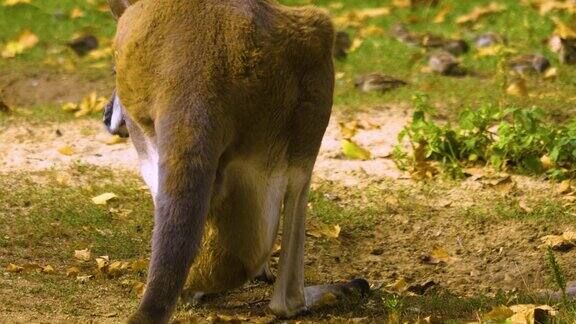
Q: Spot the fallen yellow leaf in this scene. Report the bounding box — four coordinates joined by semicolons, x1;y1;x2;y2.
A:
483;305;514;321
91;192;118;205
552;17;576;38
66;267;80;277
506;79;528;97
386;278;408;293
74;248;91;262
3;0;31;6
58;146;75;156
5;263;24;273
543;67;558;80
339;120;358;139
1;29;39;58
456;2;506;24
105;135;127;145
349;38;364;52
132;281;146;297
508;304;556;323
76;275;94;283
70;8;85;19
95;256;109;270
341;139;371;160
61;102;78;112
428;247;458;264
540;230;576;250
558;180;572;194
433;4;452;23
130;259;149;272
41;265;55;274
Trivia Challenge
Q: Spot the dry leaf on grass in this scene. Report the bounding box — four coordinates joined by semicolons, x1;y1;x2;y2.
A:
1;29;39;58
130;259;149;272
557;180;571;194
543;67;558;80
552;17;576;38
3;0;31;6
74;248;91;262
332;7;390;28
508;304;556;323
95;255;109;271
70;8;85;19
91;192;118;205
540;230;576;251
122;280;146;297
386;278;408;293
507;79;528;97
76;275;94;283
62;92;108;117
66;267;80;277
433;5;453;24
307;223;341;239
456;2;506;25
41;265;55;274
422;247;459;264
483;305;515;321
5;263;24;273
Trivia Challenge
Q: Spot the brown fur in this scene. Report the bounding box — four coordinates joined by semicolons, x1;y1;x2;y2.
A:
110;0;334;322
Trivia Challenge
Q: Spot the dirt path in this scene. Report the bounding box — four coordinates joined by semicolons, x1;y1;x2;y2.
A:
0;106;409;186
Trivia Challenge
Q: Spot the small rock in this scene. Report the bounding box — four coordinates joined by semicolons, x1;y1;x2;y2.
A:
67;35;99;57
508;54;550;74
420;34;469;56
428;51;463;76
549;35;563;53
556;37;576;64
354;73;407;92
334;31;352;59
419;33;446;48
407;279;435;295
475;32;504;48
390;24;419;45
370;247;384;255
442;39;469;56
323;193;340;201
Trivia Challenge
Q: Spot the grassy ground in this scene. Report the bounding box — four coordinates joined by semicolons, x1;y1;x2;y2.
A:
2;166;576;322
3;0;576;119
3;0;576;322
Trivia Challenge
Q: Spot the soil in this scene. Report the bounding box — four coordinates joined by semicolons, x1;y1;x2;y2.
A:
1;72;575;323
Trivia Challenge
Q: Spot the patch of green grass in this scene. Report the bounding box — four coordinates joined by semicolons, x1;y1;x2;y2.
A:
0;104;89;125
3;0;576;118
0;165;154;263
2;167;576;321
0;1;115;71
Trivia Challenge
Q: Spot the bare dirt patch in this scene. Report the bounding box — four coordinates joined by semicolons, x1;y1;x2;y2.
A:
0;106;409;186
0;70;113;108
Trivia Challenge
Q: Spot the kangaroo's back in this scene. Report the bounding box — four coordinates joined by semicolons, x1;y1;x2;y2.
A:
114;0;334;138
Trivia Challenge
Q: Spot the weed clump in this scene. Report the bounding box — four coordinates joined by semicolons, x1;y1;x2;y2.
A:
394;95;576;180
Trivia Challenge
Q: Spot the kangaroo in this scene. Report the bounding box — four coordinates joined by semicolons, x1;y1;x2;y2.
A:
105;0;369;322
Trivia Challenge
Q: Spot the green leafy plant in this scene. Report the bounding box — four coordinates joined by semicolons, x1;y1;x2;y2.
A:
395;95;576;180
